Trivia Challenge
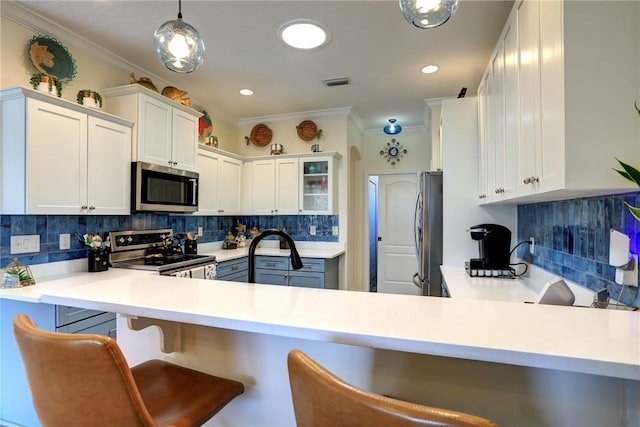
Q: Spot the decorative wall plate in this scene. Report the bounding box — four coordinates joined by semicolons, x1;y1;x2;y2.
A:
296;120;318;141
28;35;77;82
250;124;273;147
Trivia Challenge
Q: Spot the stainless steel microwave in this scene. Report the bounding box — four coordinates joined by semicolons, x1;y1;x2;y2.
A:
132;162;199;213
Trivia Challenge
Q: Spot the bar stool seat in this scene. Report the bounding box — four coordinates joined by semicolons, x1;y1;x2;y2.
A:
13;313;244;427
287;349;498;427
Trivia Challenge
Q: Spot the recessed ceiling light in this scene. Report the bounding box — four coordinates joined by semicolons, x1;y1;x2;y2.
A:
240;89;254;96
421;64;439;74
278;19;329;50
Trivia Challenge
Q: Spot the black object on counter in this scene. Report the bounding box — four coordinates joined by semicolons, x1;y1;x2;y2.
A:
184;239;197;255
469;224;511;271
88;249;109;272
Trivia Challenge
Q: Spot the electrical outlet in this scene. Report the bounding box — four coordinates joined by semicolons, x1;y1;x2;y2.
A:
10;235;40;254
332;226;339;236
529;237;535;255
59;233;71;250
197;226;203;237
310;225;316;236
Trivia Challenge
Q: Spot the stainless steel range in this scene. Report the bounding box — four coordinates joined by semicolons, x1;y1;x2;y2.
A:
110;229;216;277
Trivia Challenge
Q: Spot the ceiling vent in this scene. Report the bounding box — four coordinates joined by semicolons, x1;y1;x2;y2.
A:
322;77;350;87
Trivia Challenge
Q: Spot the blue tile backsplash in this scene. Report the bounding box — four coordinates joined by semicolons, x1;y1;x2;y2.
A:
0;214;338;267
518;191;640;306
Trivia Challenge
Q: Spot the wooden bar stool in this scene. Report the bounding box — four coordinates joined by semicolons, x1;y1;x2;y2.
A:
13;313;244;427
287;349;498;427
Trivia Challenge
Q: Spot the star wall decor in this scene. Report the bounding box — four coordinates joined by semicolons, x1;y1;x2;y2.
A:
380;138;407;165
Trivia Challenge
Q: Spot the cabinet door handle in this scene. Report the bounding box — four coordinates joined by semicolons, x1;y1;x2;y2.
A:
523;177;531;184
89;205;96;210
218;209;224;213
168;160;173;165
81;205;88;209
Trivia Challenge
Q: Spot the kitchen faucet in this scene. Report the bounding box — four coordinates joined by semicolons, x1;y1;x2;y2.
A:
248;229;303;283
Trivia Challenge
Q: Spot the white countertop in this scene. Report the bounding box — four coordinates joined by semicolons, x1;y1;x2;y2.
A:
7;269;633;381
440;265;599;307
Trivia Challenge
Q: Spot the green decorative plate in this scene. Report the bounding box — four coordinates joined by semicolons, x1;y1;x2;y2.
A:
28;35;77;82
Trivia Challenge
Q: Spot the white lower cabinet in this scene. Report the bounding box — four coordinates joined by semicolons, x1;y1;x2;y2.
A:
0;87;132;214
197;147;243;215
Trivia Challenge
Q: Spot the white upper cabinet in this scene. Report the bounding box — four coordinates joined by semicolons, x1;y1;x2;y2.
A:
103;85;200;172
276;158;300;214
249;158;299;215
244;152;340;215
0;86;132;214
299;156;339;214
478;0;639;204
197;147;243;215
477;12;517;203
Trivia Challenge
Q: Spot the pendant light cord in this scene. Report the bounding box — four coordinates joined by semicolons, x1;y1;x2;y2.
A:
177;0;182;19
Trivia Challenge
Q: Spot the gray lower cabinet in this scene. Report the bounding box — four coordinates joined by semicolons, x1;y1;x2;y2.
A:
255;256;338;289
216;257;248;282
0;299;115;426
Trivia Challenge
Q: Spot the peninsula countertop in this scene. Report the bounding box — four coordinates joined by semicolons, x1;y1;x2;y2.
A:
16;270;637;382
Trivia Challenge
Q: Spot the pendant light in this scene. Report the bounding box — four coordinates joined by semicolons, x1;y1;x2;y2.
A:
383;119;402;135
399;0;460;29
154;0;205;73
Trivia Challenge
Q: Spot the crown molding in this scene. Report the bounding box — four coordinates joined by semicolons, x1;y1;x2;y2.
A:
237;106;353;127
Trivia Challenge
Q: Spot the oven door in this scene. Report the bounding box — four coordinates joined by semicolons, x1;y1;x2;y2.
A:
133;161;199;213
161;261;217;279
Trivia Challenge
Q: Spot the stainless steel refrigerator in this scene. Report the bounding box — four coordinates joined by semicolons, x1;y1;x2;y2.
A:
413;171;443;296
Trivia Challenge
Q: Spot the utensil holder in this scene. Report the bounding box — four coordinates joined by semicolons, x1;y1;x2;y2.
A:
185;239;197;255
88;249;108;272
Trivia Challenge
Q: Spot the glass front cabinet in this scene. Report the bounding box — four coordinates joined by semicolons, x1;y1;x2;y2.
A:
299;155;339;214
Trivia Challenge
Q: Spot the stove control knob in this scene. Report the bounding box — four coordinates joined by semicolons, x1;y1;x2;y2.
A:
118;237;125;244
127;236;133;243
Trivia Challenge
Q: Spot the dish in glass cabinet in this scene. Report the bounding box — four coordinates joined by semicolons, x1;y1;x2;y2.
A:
28;35;77;82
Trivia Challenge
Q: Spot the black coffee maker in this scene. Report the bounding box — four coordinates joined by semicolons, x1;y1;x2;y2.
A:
468;224;511;273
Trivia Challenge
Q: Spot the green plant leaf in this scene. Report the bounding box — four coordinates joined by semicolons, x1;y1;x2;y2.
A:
624;201;640;222
615;158;640;187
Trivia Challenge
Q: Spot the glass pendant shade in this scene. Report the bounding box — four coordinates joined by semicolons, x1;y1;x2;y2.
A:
154;3;204;73
383;119;402;135
399;0;460;29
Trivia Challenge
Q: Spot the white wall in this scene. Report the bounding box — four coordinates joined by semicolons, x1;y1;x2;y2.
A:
441;97;516;267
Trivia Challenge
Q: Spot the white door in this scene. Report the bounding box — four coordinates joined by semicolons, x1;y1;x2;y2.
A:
87;116;131;214
377;173;419;295
252;160;276;214
27;99;87;213
275;158;299;214
137;94;172;166
196;149;221;214
171;108;198;171
219;156;243;214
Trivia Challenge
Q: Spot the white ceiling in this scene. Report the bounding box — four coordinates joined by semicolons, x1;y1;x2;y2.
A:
12;0;513;130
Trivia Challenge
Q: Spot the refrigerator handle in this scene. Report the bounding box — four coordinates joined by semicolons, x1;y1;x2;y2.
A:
413;190;421;257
